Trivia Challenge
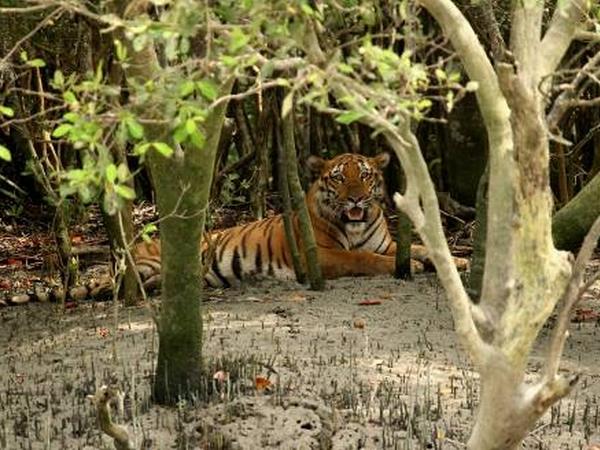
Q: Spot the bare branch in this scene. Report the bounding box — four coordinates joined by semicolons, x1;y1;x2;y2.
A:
0;6;64;67
547;51;600;129
208;79;289;110
510;0;544;85
540;0;591;77
0;2;56;14
545;214;600;382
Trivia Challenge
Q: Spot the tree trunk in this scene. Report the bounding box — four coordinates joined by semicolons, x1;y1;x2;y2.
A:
411;0;588;447
282;103;324;290
275;112;305;283
114;1;234;404
552;171;600;250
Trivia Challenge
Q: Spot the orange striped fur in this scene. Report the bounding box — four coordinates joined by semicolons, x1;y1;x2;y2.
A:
132;152;397;288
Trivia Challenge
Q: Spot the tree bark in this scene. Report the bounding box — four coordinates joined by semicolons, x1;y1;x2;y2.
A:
114;1;234;404
282;103;324;290
553;171;600;250
416;0;588;447
275;109;305;283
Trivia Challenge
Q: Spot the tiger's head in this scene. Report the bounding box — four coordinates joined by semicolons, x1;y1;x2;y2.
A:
306;152;390;227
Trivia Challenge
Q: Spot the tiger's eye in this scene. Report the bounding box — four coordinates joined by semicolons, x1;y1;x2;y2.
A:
330;169;344;182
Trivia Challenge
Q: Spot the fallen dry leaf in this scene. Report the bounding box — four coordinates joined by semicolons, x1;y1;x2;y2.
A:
97;327;110;338
255;376;272;391
358;299;382;306
6;258;23;267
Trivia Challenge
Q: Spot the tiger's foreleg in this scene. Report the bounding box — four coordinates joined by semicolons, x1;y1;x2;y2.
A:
316;248;396;279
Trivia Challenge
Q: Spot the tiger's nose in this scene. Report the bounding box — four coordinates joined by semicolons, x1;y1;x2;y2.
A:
348;195;366;204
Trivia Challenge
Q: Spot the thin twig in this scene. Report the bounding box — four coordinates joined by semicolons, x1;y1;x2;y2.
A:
0;6;64;66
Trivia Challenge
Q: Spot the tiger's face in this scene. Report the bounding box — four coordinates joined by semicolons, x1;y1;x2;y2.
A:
307;152;390;225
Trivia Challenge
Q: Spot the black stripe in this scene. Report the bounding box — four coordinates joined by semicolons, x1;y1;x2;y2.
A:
205;275;217;288
231;248;242;280
211;257;230;287
281;242;290;267
255;245;263;274
374;234;388;253
316;223;346;249
218;232;236;261
240;222;261;258
355;216;382;248
331;221;348;240
240;231;249;258
276;258;282;269
380;239;392;255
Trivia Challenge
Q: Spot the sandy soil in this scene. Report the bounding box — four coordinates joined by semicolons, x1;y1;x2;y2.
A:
1;275;600;450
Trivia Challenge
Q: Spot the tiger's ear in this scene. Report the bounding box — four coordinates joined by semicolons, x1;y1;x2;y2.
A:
372;152;390;169
306;155;327;174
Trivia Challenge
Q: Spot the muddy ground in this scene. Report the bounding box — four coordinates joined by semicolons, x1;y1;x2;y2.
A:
1;273;600;450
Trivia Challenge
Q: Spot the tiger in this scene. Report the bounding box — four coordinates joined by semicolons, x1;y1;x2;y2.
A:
2;152;417;306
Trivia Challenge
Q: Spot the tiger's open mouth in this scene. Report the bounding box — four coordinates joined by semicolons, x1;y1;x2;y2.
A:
343;206;366;222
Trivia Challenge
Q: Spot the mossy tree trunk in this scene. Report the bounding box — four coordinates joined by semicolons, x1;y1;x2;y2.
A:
281;100;324;291
393;167;412;279
552;171;600;250
114;3;234;404
275;102;305;283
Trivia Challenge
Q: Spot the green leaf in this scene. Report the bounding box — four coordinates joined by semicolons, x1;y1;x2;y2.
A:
185;118;198;135
189;130;206;149
117;163;129;182
142;223;157;234
114;39;127;61
27;58;46;68
337;63;354;74
416;99;432;110
125;118;144;140
281;91;294;118
173;125;188;143
133;143;151;156
179;80;195;97
448;72;461;83
229;27;250;53
300;2;314;16
105;164;118;183
434;68;446;81
0;106;14;117
152;142;174;157
63;91;77;104
196;79;218;101
336;110;364;125
115;184;136;200
220;55;238;67
0;144;12;162
52;124;73;138
63;112;79;123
